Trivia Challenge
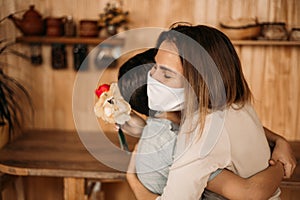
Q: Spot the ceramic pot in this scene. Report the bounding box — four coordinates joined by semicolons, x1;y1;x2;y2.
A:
8;5;45;36
79;20;99;37
46;17;64;36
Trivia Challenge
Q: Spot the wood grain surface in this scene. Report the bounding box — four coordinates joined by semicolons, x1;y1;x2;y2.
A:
0;129;138;179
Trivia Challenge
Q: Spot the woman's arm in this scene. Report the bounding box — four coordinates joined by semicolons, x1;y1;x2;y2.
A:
127;161;284;200
206;128;295;199
263;127;296;178
206;161;284;200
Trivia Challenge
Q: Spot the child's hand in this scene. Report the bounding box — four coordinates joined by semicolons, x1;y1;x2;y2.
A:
119;111;146;137
269;138;296;178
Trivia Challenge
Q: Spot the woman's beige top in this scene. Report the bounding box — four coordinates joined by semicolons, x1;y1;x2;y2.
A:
156;104;281;200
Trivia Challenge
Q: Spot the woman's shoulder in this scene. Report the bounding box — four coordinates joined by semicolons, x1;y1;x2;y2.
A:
226;103;262;127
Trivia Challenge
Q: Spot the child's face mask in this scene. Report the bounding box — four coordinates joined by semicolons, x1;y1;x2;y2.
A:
147;71;184;112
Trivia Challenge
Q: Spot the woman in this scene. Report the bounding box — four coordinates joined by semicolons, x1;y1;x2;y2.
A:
124;24;297;199
118;46;296;199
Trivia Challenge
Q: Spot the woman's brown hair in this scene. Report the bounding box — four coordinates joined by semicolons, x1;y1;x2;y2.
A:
157;24;252;135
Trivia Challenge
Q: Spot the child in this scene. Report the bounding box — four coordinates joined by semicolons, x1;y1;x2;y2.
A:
118;48;180;194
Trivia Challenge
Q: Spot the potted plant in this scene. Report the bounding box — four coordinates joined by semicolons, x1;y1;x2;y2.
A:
0;39;33;147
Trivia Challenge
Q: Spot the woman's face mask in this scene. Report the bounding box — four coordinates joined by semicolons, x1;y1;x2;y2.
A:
147;41;185;112
147;71;184;112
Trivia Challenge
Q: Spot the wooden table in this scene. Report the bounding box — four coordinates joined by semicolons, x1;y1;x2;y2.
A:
0;129;138;200
0;129;299;199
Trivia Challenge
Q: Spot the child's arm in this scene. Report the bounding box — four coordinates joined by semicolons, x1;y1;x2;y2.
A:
127;172;159;200
263;127;296;178
121;111;146;137
127;145;159;200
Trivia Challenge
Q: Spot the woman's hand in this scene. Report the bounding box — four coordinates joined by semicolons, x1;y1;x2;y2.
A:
264;127;297;178
269;137;297;178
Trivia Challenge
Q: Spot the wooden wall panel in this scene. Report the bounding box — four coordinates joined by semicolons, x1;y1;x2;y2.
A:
238;45;300;140
1;0;300;141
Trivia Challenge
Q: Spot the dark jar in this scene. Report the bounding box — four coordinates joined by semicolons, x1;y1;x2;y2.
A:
51;43;67;69
30;43;43;65
73;44;88;71
64;16;76;37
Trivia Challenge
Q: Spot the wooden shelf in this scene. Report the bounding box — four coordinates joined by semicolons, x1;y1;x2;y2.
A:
16;36;300;47
16;36;124;46
232;40;300;46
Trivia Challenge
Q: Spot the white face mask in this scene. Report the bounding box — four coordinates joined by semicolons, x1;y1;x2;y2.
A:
147;71;185;112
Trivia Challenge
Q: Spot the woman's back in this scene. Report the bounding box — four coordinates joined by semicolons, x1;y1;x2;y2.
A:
225;104;270;177
224;104;281;199
168;103;280;199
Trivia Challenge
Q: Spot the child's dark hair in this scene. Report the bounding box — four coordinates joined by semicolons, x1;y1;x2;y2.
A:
118;48;157;116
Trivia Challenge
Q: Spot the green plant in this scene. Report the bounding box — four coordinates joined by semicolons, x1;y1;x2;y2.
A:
98;2;129;35
0;39;33;141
